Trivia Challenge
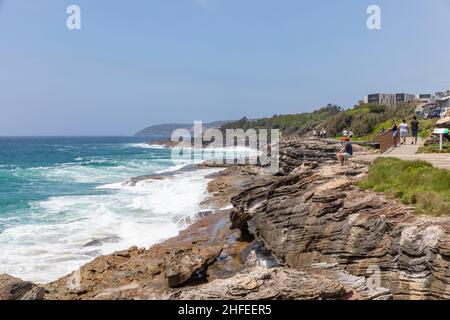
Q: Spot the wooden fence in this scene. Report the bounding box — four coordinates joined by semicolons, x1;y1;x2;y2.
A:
380;129;399;154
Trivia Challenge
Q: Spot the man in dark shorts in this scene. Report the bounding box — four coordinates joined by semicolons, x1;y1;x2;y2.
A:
410;116;419;145
337;140;353;166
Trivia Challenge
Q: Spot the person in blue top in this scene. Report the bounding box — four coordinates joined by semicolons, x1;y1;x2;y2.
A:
337;140;353;166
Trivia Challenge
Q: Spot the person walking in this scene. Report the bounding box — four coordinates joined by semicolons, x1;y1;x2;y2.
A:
410;116;419;145
391;120;399;148
349;130;354;139
399;119;408;145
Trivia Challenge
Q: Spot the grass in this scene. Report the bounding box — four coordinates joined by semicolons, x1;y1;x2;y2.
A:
418;142;450;154
359;158;450;216
417;119;439;139
352;118;437;139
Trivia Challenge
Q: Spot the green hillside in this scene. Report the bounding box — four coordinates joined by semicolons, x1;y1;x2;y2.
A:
220;104;342;136
221;101;421;139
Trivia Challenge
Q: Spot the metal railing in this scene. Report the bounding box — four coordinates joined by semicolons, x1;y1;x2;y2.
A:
360;133;381;146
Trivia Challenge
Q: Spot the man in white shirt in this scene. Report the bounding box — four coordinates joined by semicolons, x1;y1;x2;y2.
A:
342;128;348;137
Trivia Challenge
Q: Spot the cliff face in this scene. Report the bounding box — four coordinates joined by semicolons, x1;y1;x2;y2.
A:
230;144;450;299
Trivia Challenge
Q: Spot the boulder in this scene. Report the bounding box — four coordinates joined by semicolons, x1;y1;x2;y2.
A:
83;236;122;247
436;117;450;128
0;274;45;300
164;246;222;288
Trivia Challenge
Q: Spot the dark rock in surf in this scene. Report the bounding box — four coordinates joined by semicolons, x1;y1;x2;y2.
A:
83;236;122;247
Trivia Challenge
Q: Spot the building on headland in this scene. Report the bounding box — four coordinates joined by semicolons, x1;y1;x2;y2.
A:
365;89;448;109
395;93;416;104
417;94;434;104
367;93;397;108
366;93;414;108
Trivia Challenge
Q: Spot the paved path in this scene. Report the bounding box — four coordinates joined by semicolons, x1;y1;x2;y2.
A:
353;138;450;170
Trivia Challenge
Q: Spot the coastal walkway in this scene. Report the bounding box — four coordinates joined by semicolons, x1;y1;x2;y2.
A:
353;138;450;170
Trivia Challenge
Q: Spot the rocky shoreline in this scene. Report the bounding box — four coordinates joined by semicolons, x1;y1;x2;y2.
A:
2;138;450;300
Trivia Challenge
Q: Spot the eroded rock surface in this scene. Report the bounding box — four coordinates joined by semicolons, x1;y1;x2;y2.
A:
43;210;250;300
169;267;349;300
0;274;45;300
230;157;450;300
200;165;276;210
164;246;223;288
278;138;341;174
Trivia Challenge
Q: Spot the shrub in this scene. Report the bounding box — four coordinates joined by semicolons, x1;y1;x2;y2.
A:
359;158;450;216
369;104;387;114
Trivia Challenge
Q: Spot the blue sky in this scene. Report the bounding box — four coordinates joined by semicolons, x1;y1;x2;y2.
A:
0;0;449;135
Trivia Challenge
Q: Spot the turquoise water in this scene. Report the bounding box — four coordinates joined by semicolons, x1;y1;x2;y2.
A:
0;137;169;222
0;137;218;283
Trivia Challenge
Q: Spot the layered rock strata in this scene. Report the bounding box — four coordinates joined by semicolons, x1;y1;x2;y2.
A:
230;159;450;300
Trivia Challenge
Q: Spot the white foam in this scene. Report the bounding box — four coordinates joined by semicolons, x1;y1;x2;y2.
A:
0;167;220;284
146;144;166;149
132;142;260;156
126;143;165;149
13;159;184;185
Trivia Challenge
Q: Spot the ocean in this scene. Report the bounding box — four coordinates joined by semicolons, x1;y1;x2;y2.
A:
0;136;219;284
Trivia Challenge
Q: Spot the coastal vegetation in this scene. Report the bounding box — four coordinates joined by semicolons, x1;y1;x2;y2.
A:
220;101;423;139
418;142;450;154
359;158;450;216
220;104;342;137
